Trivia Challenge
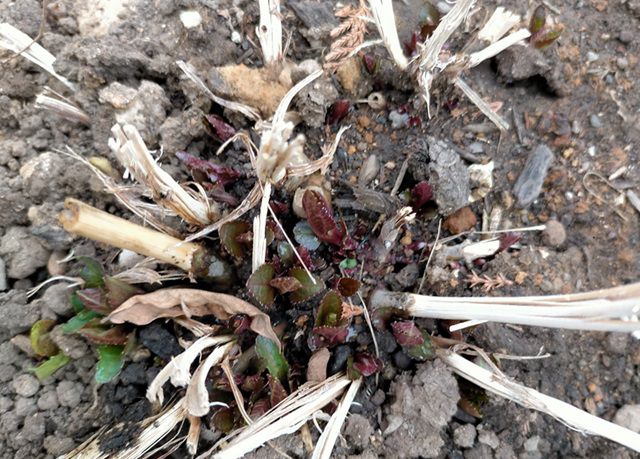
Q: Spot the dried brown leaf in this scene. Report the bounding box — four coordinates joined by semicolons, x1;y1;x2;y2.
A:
306;348;330;383
108;288;280;348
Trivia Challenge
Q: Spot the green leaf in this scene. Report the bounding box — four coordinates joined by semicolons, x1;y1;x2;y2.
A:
70;293;85;313
339;258;357;270
220;221;251;258
104;276;143;309
293;221;320;251
31;353;70;381
276;242;294;267
255;336;289;381
406;331;435;361
62;309;102;334
247;263;276;306
78;257;104;288
529;5;546;34
30;319;59;357
95;345;126;384
288;267;325;303
316;291;345;328
531;24;564;49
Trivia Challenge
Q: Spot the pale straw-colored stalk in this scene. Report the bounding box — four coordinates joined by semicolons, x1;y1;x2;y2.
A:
35;86;90;124
59;198;202;272
368;0;408;69
256;0;283;65
440;350;640;452
0;22;75;89
371;283;640;332
204;374;351;459
108;123;217;226
311;378;363;459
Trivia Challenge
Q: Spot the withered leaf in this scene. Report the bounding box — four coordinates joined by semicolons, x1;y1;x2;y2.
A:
306;348;330;383
269;276;303;294
108;288;280;348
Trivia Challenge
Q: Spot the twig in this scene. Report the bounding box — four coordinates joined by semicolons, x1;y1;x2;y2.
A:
454;77;509;131
372;282;640;333
368;0;408;69
256;0;283;66
0;22;74;89
35;87;90;125
417;219;442;294
440;350;640;452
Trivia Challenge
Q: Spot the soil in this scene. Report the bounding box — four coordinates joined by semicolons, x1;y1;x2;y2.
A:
1;0;640;458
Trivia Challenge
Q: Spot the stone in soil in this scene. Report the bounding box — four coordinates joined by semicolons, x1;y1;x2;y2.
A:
0;291;41;342
383;360;460;458
542;220;566;247
12;373;40;397
296;75;339;128
425;137;471;216
344;413;374;450
453;423;477;448
0;226;50;279
613;404;640;432
443;206;477;234
513;144;554;208
56;380;83;408
41;283;74;317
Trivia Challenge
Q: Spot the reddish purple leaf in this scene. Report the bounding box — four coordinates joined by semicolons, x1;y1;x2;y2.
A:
352;352;383;376
391;321;425;347
296;246;316;271
250;398;271;420
360;53;378;74
241;374;264;392
76;288;109;314
498;232;521;252
371;306;407;331
336;278;361;297
269;276;303;294
326;100;351;125
207;183;240;206
411;181;434;210
104;276;143;310
204;114;236;142
220;220;251;258
313;326;349;346
230;315;251;335
302;190;344;246
268;375;288;407
404;31;420;57
78;322;130;345
176;151;242;186
246;264;276;307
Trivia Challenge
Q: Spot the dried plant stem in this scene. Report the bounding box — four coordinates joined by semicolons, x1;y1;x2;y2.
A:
416;0;475;113
454;77;509;131
467;28;531;68
0;22;74;89
256;0;283;66
311;377;362;459
371;282;640;332
59;198;202;273
35;87;90;125
253;182;272;272
440;351;640;452
368;0;408;69
206;374;351;459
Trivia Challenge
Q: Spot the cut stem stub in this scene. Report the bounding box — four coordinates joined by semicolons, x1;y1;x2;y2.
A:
60;198;229;283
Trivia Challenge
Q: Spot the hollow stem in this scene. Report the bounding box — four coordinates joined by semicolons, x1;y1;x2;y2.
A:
370;283;640;332
440;350;640;452
59;198;202;273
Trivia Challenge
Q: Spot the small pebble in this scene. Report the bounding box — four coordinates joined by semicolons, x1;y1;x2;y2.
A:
389;110;409;129
12;374;40;397
589;114;603;129
392;350;412;370
619;30;633;44
587;145;596;157
453;424;477;448
436;1;452;13
542;220;566;247
616;57;629;70
586;51;599;63
56;381;82;408
468;142;484;154
513;144;554;208
478;429;500;449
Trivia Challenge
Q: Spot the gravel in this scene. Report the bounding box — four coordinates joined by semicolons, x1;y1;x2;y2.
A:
614;404;640;432
453;424;477;448
56;381;83;408
542;220;567;247
14;397;37;417
0;291;41;342
513;144;554;208
12;374;40;397
37;390;59;410
0;227;50;279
